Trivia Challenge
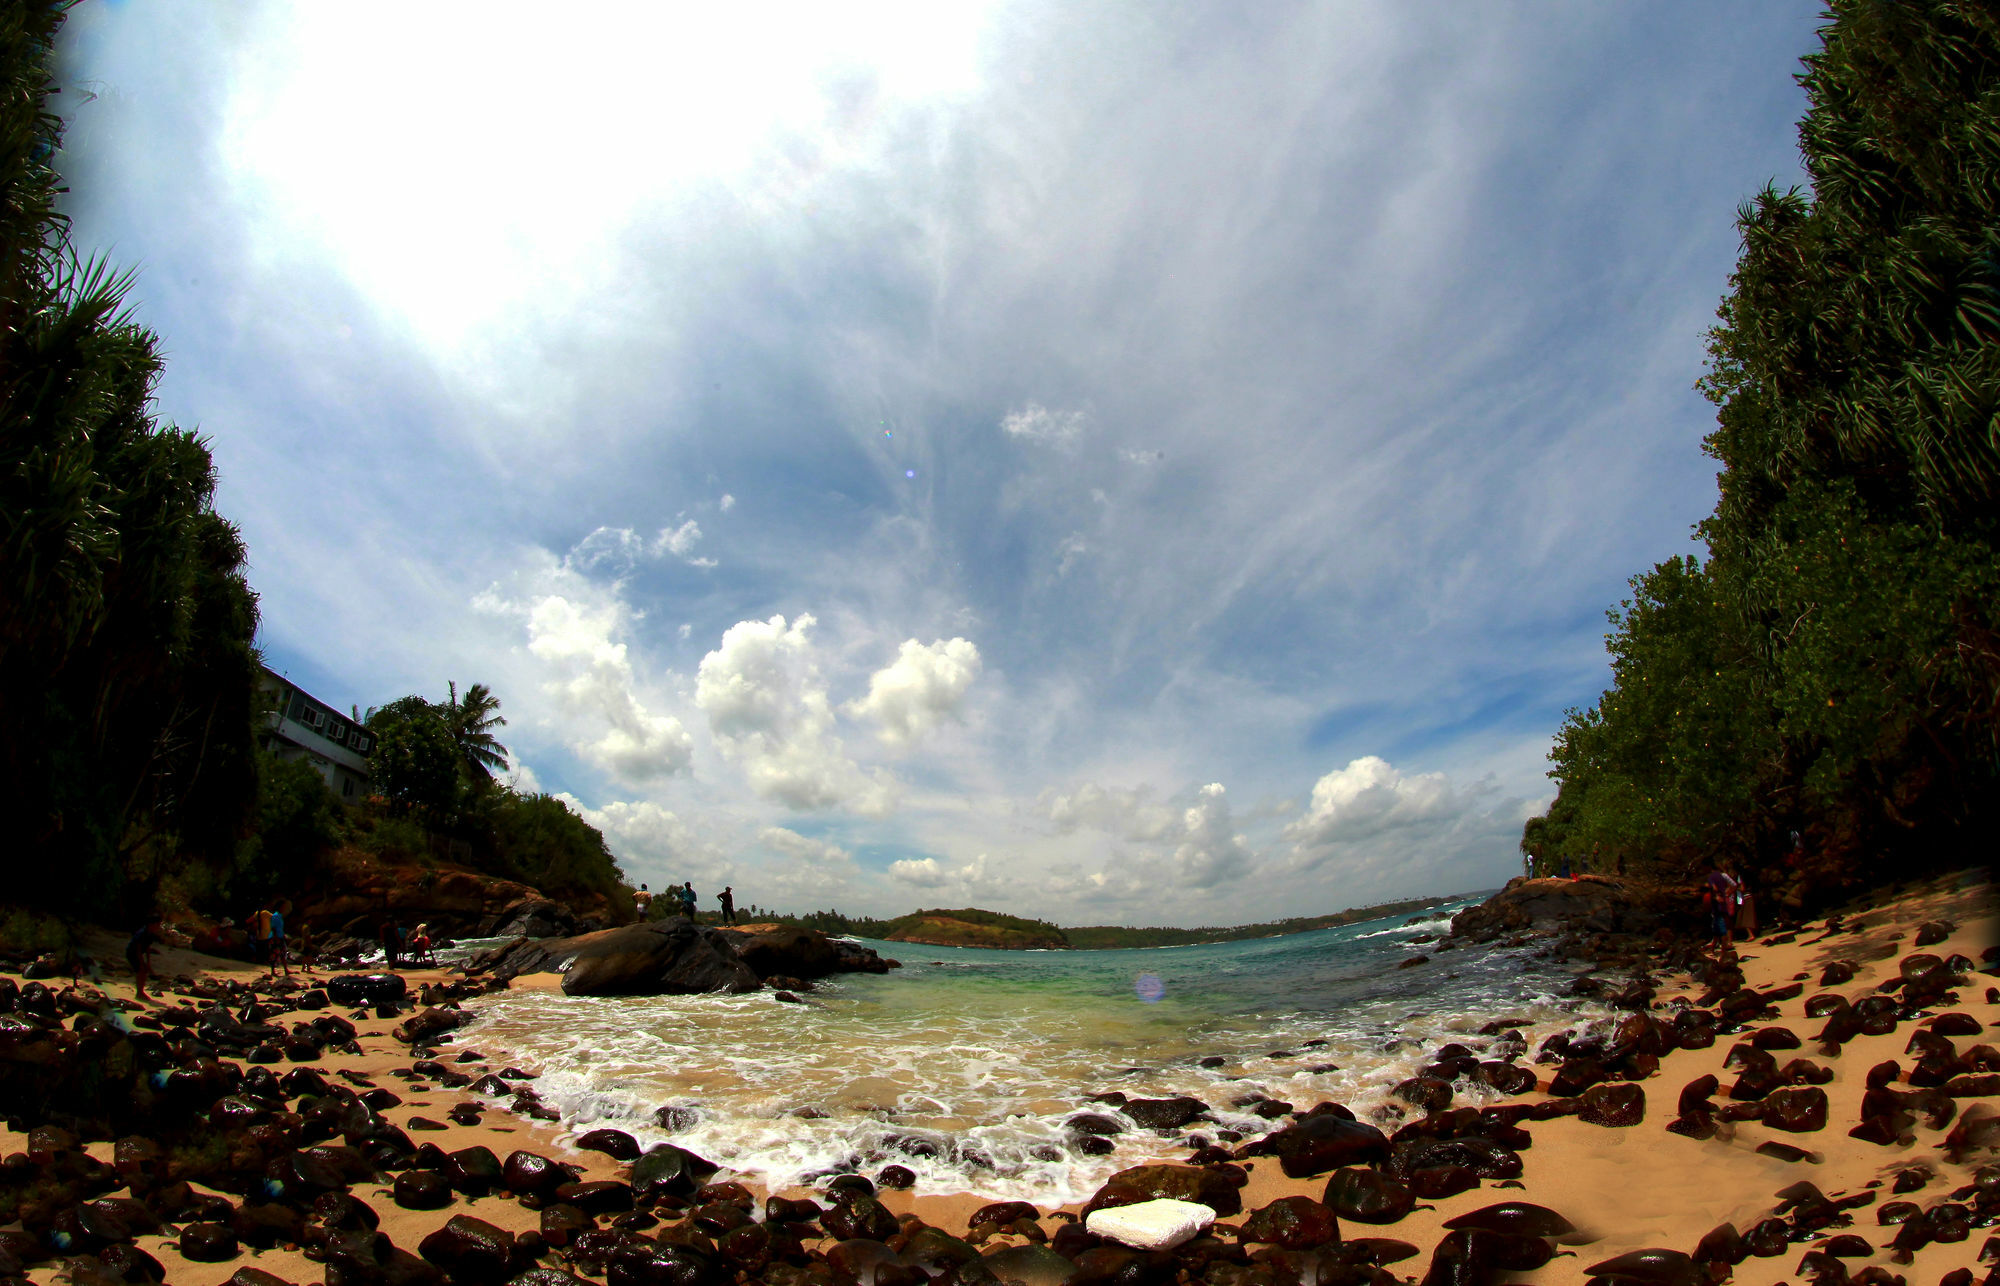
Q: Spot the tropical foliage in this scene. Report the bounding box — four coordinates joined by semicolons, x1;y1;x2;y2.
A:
1526;0;2000;909
0;0;261;919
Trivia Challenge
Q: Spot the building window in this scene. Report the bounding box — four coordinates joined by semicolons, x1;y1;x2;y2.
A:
352;734;371;753
343;777;355;797
327;723;346;744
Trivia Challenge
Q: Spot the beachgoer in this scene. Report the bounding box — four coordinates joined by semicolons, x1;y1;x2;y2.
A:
1731;868;1758;940
408;923;435;966
126;915;163;1002
719;886;735;925
295;921;316;974
250;905;274;964
680;882;697;921
267;901;291;978
1702;865;1739;950
379;920;400;969
634;883;653;919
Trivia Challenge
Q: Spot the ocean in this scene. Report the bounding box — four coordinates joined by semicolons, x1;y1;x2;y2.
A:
451;898;1607;1205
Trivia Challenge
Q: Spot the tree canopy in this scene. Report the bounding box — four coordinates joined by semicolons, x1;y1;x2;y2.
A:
0;0;261;919
1527;0;2000;908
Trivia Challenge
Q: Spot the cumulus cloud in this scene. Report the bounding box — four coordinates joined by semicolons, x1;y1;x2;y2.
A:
1171;783;1253;889
559;795;725;883
1286;755;1455;846
1043;782;1177;841
518;594;696;781
888;856;951;888
696;614;894;813
1000;402;1087;449
887;852;1004;896
756;826;860;902
719;493;735;512
846;637;982;746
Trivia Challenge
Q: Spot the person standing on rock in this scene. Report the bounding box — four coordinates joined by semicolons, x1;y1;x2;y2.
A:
680;882;697;921
126;914;163;1003
633;883;653;919
719;886;736;924
266;901;291;979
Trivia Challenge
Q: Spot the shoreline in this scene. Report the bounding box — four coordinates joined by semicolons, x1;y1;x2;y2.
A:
2;872;1993;1285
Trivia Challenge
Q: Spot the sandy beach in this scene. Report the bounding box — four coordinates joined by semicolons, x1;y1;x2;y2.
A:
3;873;1993;1286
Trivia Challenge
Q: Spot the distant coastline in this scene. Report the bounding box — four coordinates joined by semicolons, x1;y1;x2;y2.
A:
868;892;1473;950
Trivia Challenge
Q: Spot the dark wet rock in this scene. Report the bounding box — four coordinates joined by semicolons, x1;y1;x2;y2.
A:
508;1271;594;1286
1442;1201;1580;1241
234;1201;304;1249
1322;1168;1414;1224
980;1244;1077;1286
1915;921;1955;948
558;1181;636;1216
1578;1082;1645;1127
1388;1136;1521;1181
824;1195;900;1242
223;1268;298;1286
1931;1012;1984;1037
577;1129;642;1161
1238;1196;1339;1249
1761;1086;1830;1133
1417;1228;1499;1286
325;974;407;1008
1391;1077;1452;1114
1584;1247;1702;1286
1235;1115;1388;1179
1547;1057;1610;1098
418;1214;520;1286
1085;1164;1245;1217
1407;1166;1480;1200
444;1145;505;1195
1778;1058;1834;1085
177;1222;240;1263
1692;1222;1745;1267
1123;1096;1211;1131
629;1144;720;1202
395;1169;456;1210
1068;1113;1126;1137
1755;1141;1821;1163
474;921;761;996
1750;1026;1802;1050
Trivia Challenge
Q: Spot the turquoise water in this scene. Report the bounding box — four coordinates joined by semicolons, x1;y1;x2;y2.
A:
460;898;1602;1204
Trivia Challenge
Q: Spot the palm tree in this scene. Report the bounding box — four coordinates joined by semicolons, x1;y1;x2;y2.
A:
445;681;510;783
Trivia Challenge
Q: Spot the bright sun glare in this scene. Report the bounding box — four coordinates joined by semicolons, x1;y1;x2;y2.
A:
222;2;994;354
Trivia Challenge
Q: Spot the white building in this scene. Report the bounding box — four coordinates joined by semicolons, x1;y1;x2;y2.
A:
258;666;372;800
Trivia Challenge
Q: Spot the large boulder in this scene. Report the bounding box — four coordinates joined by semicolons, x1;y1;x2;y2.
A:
1446;876;1671;944
466;922;760;996
724;925;842;980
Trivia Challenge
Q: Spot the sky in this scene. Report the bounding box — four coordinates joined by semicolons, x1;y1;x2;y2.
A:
56;1;1823;926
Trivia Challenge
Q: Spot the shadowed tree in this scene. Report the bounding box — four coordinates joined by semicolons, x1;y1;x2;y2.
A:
0;0;261;916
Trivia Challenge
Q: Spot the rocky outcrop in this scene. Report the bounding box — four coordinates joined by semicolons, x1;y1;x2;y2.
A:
717;925;893;978
296;849;614;945
462;922;896;996
1445;876;1676;944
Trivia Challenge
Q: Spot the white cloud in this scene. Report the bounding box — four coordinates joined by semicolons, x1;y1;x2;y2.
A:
559;795;728;886
696;613;895;813
1000;402;1087;449
719;493;736;512
1043;782;1177;841
564;521;714;575
756;826;861;903
846;637;982;746
886;851;1004;896
1170;782;1253;889
1286;755;1454;846
888;856;951;888
520;594;696;781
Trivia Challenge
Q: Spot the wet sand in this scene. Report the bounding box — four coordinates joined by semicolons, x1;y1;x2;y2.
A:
4;872;1994;1284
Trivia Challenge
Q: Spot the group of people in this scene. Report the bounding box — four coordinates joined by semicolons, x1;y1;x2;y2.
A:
378;920;437;969
632;881;736;924
123;896;308;1003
